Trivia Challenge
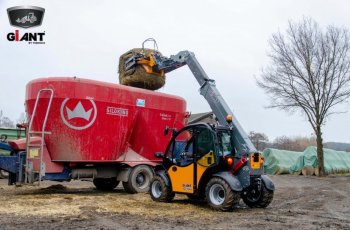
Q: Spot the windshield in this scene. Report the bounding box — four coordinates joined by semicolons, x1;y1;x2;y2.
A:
218;131;235;156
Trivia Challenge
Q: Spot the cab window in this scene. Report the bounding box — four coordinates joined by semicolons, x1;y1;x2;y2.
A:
218;131;235;156
195;127;215;166
169;128;194;166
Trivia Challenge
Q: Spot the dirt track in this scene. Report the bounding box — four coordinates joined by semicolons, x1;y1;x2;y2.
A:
0;175;349;229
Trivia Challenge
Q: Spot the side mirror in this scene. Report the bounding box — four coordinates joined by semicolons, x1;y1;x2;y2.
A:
154;152;164;158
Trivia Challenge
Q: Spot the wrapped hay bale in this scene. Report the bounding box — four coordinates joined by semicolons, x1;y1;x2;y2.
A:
118;48;166;90
301;166;315;176
314;167;319;176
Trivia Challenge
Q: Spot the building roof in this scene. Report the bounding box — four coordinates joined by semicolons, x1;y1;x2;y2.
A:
188;112;215;124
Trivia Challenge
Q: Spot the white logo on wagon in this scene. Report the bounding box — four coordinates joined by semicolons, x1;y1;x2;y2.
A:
60;98;97;130
106;107;128;116
67;101;92;120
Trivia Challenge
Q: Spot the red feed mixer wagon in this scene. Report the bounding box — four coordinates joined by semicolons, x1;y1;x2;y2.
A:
1;77;188;193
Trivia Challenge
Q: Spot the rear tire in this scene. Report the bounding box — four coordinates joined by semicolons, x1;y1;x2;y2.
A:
123;165;153;194
242;182;274;208
205;177;240;211
93;178;119;191
150;175;175;202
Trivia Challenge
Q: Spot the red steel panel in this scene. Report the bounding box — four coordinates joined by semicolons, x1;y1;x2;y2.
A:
25;77;187;164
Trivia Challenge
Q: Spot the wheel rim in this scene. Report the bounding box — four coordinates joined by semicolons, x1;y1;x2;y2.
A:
136;173;145;186
246;187;261;202
136;172;149;189
209;184;225;205
151;180;162;198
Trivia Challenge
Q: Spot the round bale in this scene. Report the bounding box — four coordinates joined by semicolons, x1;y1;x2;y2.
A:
118;48;166;90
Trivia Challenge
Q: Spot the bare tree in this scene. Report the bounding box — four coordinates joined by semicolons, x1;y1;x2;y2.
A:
248;131;269;151
0;110;15;128
292;136;316;151
1;117;15;128
271;135;316;151
272;135;293;150
257;18;350;176
16;112;26;125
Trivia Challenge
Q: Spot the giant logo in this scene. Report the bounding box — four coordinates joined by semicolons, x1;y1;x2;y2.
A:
7;6;45;28
60;98;97;130
6;6;46;44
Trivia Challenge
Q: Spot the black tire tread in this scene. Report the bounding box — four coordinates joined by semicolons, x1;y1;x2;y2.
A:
123;165;154;194
205;177;240;212
150;175;175;202
122;181;134;193
242;182;274;208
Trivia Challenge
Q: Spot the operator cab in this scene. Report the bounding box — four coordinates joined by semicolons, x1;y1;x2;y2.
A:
165;123;236;165
160;123;236;194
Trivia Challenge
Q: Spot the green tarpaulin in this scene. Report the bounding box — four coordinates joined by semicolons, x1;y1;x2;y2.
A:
290;146;350;175
262;148;303;174
263;147;350;175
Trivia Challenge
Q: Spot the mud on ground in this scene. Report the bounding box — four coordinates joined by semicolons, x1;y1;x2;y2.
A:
0;175;349;229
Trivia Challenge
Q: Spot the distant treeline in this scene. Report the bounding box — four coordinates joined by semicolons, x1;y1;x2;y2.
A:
248;131;350;152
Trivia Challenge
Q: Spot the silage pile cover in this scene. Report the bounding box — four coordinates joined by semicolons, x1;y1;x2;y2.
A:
290;146;350;174
262;148;303;174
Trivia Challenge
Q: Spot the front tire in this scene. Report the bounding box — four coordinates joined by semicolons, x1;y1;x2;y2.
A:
150;175;175;202
205;177;240;211
93;178;119;191
242;182;274;208
123;165;154;194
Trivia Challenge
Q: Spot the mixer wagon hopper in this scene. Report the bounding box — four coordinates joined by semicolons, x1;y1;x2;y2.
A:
0;77;188;193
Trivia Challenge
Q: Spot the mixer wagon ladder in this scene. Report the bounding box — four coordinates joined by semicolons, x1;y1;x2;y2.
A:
25;88;53;185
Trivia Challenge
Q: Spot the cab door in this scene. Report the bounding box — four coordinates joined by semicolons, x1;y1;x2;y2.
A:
167;127;195;193
194;127;216;186
167;125;217;193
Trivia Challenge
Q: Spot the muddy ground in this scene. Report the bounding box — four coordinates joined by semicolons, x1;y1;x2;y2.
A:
0;175;349;230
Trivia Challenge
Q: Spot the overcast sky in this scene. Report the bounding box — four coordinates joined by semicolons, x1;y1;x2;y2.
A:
0;0;349;143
